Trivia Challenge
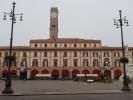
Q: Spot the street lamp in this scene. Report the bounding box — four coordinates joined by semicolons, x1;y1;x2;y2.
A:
2;2;23;94
113;10;131;91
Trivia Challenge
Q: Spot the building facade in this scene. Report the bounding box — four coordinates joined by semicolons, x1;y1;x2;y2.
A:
0;7;133;80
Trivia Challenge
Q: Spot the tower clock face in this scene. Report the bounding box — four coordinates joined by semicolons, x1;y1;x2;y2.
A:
51;12;57;18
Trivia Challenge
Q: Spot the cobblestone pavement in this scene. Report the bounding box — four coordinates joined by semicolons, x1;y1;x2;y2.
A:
0;80;133;95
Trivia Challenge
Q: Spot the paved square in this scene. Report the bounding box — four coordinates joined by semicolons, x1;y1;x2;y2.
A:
0;80;133;95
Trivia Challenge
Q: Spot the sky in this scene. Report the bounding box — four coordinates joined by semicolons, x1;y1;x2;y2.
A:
0;0;133;47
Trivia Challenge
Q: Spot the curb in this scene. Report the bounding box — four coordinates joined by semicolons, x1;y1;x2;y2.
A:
0;91;133;96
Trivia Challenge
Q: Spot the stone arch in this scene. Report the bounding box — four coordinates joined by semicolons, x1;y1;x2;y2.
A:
31;70;39;78
2;70;8;77
104;70;111;78
41;70;49;74
114;69;122;79
92;69;101;77
72;70;80;78
62;69;70;79
82;70;90;74
11;70;16;75
51;69;59;79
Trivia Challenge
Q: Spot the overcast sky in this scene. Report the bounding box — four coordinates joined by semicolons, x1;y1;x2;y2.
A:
0;0;133;47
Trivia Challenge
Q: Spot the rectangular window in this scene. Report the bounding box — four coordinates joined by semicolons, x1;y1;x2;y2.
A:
93;51;98;57
32;59;38;67
104;52;109;57
45;44;47;48
74;52;77;57
34;52;37;57
64;44;67;48
93;60;99;66
53;59;58;67
44;52;47;57
73;59;78;67
63;59;68;67
74;44;77;48
35;44;37;47
94;44;97;48
64;52;67;57
83;59;89;67
20;58;27;67
114;52;116;57
83;51;88;57
43;59;48;67
84;44;87;48
107;52;109;57
54;52;57;57
23;52;27;57
54;44;57;48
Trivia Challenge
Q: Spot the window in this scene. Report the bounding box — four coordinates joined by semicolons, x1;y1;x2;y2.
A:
34;52;37;57
23;52;27;57
117;52;120;57
83;59;89;67
63;59;68;67
54;44;57;48
3;60;9;67
74;52;77;57
52;24;56;28
42;59;48;67
94;44;96;48
32;59;38;67
73;59;78;67
83;51;88;57
93;60;99;66
114;60;120;67
35;44;37;47
93;51;98;57
104;52;109;57
53;59;58;67
20;58;27;67
3;56;16;67
64;44;67;48
64;52;67;57
45;44;47;48
84;44;87;48
114;52;116;57
103;61;110;66
54;52;57;57
44;52;47;57
74;44;77;48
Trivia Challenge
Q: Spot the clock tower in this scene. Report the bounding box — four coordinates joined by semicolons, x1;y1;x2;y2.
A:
50;7;58;39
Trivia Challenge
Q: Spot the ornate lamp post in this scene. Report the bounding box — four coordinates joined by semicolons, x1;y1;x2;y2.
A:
113;10;131;91
2;2;23;94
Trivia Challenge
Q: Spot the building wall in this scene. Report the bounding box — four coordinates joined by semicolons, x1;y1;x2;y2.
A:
0;42;133;79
